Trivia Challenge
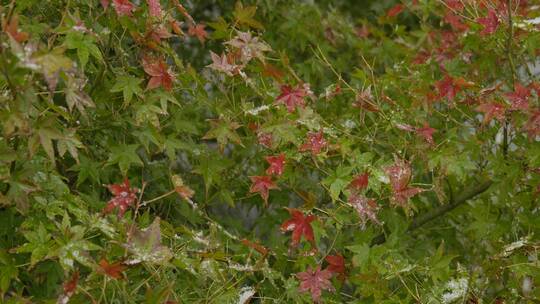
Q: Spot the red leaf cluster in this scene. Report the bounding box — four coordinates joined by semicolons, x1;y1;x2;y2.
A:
103;179;139;217
281;208;316;247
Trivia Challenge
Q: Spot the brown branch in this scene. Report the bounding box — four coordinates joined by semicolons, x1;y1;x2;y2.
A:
370;179;493;246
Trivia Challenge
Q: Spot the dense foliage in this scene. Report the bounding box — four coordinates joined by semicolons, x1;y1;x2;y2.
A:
1;0;540;302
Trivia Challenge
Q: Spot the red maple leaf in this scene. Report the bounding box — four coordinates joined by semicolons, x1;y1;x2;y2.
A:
523;110;540;140
477;9;499;36
415;123;437;145
348;172;369;192
387;4;405;18
257;132;273;148
348;193;380;227
300;130;327;155
3;15;29;43
188;23;208;43
58;271;79;303
98;259;127;279
436;75;459;101
385;159;424;207
505;82;530;111
280;208;316;247
275;85;307;113
249;175;278;205
475;102;506;124
325;254;346;280
113;0;135;17
101;0;110;9
142;57;175;91
103;179;139;217
265;153;286;176
147;0;162;17
445;0;464;11
296;266;335;303
444;12;468;32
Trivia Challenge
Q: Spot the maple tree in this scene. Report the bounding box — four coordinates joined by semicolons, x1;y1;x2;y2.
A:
2;0;540;303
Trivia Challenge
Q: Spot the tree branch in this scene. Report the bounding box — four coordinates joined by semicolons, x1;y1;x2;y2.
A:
370;179;493;246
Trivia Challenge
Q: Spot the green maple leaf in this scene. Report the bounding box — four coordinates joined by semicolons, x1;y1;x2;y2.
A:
233;2;263;29
110;75;143;103
106;144;144;175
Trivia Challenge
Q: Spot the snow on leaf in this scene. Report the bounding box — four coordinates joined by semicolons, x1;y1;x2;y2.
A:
385;158;424;208
505;82;530;111
296;266;335;303
300;130;327;155
207;51;239;76
103;178;139;218
265;153;286;176
142;57;175;91
280;208;316;247
224;31;271;63
275;85;308;113
113;0;135;17
249;175;278;205
348;193;380;228
477;9;499;36
125;217;172;265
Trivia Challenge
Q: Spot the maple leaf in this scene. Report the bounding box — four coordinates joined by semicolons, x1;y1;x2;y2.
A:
475;102;506;124
265;153;286;176
146;25;172;45
124;217;173;265
477;9;499;36
241;239;269;255
103;178;139;217
262;63;284;81
207;51;239;76
147;0;162;17
3;15;29;43
171;175;194;200
101;0;110;9
387;4;405;18
257;132;273;148
445;0;464;11
202;116;242;152
98;259;126;279
224;31;271;63
113;0;135;17
142;57;175;91
385;159;424;208
275;85;308;113
436;75;459;101
300;130;327;155
58;271;79;304
325;254;346;280
280;208;316;247
415;123;437;145
296;266;335;303
249;175;278;205
523;110;540;140
188;23;208;43
505;82;530;111
444;12;468;31
348;172;369;192
348;193;380;228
